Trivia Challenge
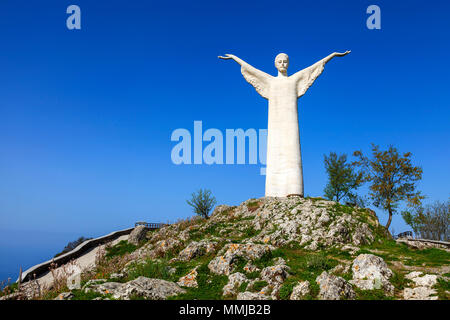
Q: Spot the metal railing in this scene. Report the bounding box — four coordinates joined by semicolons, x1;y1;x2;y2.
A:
135;222;166;229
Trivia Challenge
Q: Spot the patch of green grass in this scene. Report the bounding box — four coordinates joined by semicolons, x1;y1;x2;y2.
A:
70;289;113;300
304;254;336;271
126;258;172;282
239;282;248;292
242;226;260;238
435;278;450;300
330;203;354;216
278;278;298;300
359;240;450;267
304;196;326;203
389;270;411;291
252;249;285;269
265;247;340;300
250;280;268;292
231;256;248;274
324;247;353;261
247;201;260;209
105;240;137;259
354;288;395;300
245;271;260;279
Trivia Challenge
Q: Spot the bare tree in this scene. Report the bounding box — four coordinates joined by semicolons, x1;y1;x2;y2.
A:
402;199;449;241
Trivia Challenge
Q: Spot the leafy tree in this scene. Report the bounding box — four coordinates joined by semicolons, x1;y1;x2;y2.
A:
353;144;424;233
402;200;449;241
323;152;363;203
186;189;217;219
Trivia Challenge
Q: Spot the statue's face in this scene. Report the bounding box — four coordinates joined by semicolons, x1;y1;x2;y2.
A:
275;54;289;73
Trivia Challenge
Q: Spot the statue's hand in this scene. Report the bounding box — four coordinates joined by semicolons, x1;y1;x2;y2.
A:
218;54;234;60
335;50;351;57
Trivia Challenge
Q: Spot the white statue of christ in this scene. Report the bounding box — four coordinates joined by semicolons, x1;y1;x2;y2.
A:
219;51;350;197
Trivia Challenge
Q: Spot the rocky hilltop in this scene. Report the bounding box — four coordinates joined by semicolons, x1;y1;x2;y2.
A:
6;197;450;300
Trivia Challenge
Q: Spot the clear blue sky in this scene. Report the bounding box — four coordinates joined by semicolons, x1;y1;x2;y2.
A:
0;0;449;282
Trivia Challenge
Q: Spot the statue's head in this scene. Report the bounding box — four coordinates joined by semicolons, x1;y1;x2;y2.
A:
275;53;289;73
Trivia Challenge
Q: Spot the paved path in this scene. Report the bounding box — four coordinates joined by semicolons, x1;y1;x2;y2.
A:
34;234;129;288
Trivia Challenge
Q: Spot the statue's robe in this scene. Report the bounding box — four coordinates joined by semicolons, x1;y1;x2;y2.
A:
240;58;326;197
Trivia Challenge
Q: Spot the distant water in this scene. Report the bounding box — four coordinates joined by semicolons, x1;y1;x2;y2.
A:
0;229;97;287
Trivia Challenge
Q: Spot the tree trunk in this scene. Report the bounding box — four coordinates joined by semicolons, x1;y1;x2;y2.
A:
385;209;393;238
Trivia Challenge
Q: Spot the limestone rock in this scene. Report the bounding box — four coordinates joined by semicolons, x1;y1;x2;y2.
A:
329;263;351;275
208;243;274;275
316;271;355;300
350;254;394;295
211;205;232;217
243;262;260;273
223;272;247;296
82;279;107;291
178;240;216;261
109;273;126;281
405;272;438;287
128;225;147;245
86;276;185;300
236;291;270;300
290;281;310;300
149;238;181;258
53;292;73;300
403;287;438;300
177;268;198;288
260;264;289;286
341;245;360;255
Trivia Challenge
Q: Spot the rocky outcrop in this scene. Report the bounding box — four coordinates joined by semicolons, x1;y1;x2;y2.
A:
216;197;379;250
178;240;216;261
316;271;355;300
53;292;74;300
223;272;247;296
260;264;289;286
350;254;394;295
290;281;310;300
403;271;439;300
237;291;270;300
128;225;147;245
397;238;449;250
177;268;198;288
85;276;185;300
208;243;274;275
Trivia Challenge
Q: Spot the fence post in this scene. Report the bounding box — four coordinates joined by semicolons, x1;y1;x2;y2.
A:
18;266;22;291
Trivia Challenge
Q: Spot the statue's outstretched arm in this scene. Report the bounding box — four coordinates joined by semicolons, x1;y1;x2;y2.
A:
293;51;351;79
293;50;350;97
218;54;266;74
322;50;351;64
219;54;272;99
